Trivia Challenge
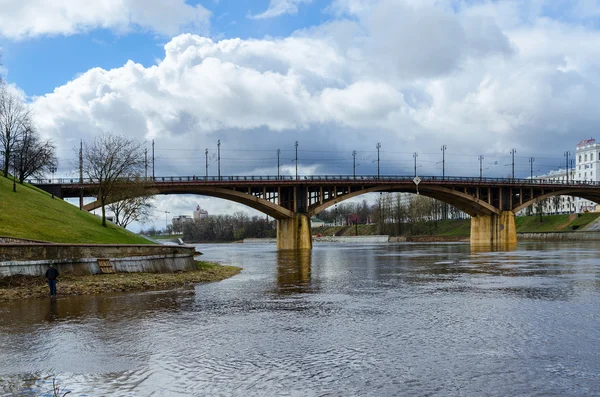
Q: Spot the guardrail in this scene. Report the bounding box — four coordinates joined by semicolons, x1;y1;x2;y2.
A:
28;175;600;187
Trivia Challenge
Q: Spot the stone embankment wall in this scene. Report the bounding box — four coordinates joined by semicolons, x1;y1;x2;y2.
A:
0;236;50;244
243;236;390;244
0;244;196;277
518;232;600;241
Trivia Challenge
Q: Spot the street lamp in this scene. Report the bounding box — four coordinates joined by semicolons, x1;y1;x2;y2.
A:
478;155;484;180
205;148;208;178
376;142;381;178
529;157;535;180
164;210;171;233
217;140;221;180
441;144;447;180
353;150;357;178
510;148;516;179
49;166;57;199
564;151;571;184
277;149;281;179
295;141;299;180
413;152;418;177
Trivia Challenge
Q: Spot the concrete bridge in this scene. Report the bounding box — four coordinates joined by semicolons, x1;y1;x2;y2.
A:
35;175;600;250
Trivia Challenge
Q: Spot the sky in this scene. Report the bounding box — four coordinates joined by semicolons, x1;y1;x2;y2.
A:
2;0;600;231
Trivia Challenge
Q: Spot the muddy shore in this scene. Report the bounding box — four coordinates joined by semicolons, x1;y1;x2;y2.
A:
0;262;241;302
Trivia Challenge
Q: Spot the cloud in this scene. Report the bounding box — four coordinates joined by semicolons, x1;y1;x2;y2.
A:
29;0;600;217
0;0;211;39
249;0;312;19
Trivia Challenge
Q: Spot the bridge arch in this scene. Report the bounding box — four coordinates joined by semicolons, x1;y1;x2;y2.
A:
83;185;295;219
513;189;600;214
308;185;500;217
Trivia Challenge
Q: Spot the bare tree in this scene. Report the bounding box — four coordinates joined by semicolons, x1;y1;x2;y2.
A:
13;123;57;183
82;133;145;227
106;180;156;228
0;87;30;177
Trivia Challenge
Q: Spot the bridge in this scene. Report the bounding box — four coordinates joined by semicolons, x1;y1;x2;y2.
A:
35;175;600;250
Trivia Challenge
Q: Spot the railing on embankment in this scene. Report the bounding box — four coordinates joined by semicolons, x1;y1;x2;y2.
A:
518;231;600;241
0;243;196;277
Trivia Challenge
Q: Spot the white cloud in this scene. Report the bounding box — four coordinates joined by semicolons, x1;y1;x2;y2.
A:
28;0;600;220
0;0;211;39
249;0;312;19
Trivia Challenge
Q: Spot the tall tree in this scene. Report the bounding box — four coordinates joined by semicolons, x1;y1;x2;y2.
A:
13;123;57;183
0;87;30;178
82;133;145;227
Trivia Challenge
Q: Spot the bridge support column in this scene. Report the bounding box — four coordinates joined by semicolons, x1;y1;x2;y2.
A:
470;211;517;249
277;213;312;250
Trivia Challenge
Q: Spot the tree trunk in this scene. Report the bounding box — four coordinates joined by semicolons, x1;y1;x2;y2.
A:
100;192;107;227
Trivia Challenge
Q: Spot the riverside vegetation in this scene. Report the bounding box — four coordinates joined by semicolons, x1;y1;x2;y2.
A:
0;261;241;302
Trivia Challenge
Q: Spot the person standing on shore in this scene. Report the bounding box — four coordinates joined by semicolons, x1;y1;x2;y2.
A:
45;264;59;297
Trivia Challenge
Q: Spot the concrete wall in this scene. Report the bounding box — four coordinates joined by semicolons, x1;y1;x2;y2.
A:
0;244;196;277
518;231;600;241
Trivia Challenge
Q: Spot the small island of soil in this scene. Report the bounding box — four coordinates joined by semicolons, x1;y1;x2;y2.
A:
0;262;241;302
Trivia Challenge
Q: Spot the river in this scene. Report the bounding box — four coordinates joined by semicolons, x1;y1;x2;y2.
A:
1;241;599;396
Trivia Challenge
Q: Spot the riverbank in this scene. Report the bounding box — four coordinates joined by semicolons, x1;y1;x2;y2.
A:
0;262;241;302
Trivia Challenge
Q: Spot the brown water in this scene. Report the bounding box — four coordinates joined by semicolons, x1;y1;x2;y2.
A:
1;241;600;396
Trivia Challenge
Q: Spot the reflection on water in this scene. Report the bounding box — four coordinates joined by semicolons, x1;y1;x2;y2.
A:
1;241;600;396
276;250;312;294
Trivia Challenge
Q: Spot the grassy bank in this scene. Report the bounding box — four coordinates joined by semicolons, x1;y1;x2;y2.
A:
0;176;150;244
0;262;241;302
313;213;600;238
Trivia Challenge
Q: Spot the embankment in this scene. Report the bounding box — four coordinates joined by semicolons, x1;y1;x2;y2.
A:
0;243;197;277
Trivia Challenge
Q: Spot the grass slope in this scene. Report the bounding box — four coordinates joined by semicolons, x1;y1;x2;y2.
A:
0;176;151;244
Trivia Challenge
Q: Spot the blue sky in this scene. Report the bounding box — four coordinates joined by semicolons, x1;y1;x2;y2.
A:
1;0;332;96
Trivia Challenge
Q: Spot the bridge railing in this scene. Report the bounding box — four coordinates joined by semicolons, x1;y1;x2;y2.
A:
29;175;600;187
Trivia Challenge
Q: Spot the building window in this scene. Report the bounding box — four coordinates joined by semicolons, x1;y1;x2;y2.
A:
580;155;583;162
592;153;595;161
585;154;588;161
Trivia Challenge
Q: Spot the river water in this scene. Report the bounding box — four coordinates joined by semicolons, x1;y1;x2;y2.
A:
1;241;600;396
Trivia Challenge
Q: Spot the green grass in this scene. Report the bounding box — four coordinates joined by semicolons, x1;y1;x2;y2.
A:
516;213;600;232
0;176;152;244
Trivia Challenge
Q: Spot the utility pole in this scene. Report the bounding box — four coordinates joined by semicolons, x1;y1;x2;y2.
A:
205;149;208;178
441;144;447;180
376;142;381;178
152;139;155;179
50;166;57;199
144;148;148;179
295;141;298;180
217;140;221;180
564;151;570;184
413;152;418;177
277;149;280;179
529;157;535;179
353;150;357;178
479;155;484;180
79;139;83;210
511;148;516;179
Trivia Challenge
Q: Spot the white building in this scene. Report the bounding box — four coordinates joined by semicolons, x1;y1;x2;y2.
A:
525;138;600;215
575;138;600;212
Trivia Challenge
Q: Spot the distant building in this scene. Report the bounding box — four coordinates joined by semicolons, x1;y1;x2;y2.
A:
172;215;193;234
193;205;209;222
311;217;326;228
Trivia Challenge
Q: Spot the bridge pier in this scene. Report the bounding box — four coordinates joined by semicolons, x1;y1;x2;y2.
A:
277;213;313;250
470;211;517;249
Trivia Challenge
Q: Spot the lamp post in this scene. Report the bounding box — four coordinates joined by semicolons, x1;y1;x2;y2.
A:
50;166;57;198
353;150;357;178
511;148;516;179
277;149;281;179
478;155;484;180
564;151;570;184
295;141;298;180
205;148;208;178
217;140;221;180
376;142;381;178
529;157;535;180
413;152;418;177
164;210;171;233
12;153;16;193
152;139;155;180
441;144;447;180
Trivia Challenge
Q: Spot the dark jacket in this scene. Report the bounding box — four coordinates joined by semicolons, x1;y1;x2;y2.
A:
45;267;59;280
